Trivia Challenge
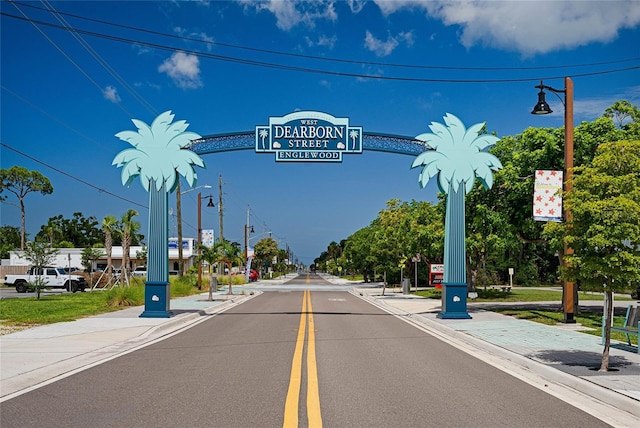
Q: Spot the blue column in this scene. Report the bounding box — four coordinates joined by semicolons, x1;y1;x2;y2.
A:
438;183;471;319
140;180;171;318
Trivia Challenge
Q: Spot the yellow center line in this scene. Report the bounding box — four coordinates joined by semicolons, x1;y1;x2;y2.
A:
306;290;322;427
283;290;322;428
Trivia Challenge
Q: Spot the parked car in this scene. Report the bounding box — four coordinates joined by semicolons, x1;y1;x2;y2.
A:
4;267;88;293
132;266;147;277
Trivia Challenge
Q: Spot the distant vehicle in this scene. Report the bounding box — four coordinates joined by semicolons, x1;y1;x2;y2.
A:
132;266;147;277
249;269;259;282
4;267;88;293
132;268;179;277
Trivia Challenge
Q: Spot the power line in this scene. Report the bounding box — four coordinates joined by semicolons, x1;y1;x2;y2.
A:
9;1;640;73
6;4;134;118
1;142;148;210
3;10;639;83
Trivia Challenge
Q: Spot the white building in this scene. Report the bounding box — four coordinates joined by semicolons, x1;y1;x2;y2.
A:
8;238;198;272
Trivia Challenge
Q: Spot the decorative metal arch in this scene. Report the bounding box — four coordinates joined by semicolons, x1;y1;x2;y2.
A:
189;131;429;156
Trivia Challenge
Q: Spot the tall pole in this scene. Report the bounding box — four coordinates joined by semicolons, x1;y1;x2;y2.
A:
218;174;224;242
197;192;202;290
244;205;250;261
176;180;184;276
563;77;576;323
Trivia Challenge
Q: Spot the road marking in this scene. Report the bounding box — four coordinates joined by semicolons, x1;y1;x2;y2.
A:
306;274;310;284
283;290;322;428
306;290;322;427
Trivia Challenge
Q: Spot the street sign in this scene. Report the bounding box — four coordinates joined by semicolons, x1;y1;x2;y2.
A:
255;111;362;162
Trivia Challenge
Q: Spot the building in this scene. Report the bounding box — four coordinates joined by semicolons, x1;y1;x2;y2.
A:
6;238;198;273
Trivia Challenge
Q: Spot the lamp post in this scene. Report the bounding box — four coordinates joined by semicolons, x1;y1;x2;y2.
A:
531;76;576;323
196;192;215;289
177;184;212;276
412;254;421;292
244;206;255;283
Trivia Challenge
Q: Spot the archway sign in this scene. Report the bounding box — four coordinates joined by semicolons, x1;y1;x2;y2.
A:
113;110;501;319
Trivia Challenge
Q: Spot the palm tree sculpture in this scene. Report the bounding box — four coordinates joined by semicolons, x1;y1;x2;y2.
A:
411;113;502;319
113;111;203;317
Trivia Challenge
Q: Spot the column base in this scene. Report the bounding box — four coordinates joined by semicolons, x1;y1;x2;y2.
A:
438;281;472;320
140;281;171;319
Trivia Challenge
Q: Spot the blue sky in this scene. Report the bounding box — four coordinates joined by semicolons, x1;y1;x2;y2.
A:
2;0;639;266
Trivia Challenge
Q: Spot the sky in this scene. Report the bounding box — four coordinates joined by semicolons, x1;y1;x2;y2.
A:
1;0;640;266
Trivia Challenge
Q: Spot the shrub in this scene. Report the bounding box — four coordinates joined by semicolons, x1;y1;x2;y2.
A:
105;284;144;307
170;275;197;297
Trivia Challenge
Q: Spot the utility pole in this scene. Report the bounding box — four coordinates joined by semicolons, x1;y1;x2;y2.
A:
218;174;224;278
176;181;184;276
218;174;224;242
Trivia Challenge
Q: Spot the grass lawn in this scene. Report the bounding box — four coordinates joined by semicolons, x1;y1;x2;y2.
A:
0;276;201;328
0;292;126;326
415;287;633;302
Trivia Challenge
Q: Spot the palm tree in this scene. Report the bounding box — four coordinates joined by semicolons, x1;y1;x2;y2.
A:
411;113;502;318
120;209;139;285
102;215;118;285
196;240;244;298
113;111;203;316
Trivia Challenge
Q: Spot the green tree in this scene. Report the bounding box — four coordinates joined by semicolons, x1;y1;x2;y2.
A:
36;212;105;248
21;240;59;300
344;225;379;282
561;140;640;371
0;166;53;249
0;225;21;259
254;237;279;275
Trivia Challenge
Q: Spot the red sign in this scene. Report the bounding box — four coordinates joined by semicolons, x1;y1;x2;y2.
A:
429;264;444;289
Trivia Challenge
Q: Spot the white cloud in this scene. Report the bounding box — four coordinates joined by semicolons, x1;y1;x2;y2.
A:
158;52;202;89
372;0;640;55
239;0;337;31
306;34;338;49
364;30;414;57
103;85;121;103
346;0;366;13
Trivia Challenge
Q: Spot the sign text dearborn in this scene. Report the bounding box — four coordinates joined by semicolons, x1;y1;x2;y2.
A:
255;111;362;162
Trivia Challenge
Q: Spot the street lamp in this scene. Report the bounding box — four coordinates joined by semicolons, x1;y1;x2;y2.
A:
531;76;576;323
412;254;421;292
197;192;215;289
177;184;211;276
244;206;255;282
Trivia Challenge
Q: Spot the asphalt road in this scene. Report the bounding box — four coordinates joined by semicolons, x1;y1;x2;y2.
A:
0;273;610;427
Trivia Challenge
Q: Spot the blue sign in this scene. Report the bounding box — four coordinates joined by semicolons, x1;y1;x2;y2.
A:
256;111;362;162
168;238;190;249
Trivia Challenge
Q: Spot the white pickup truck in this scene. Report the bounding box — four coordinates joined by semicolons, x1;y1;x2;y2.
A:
4;267;88;293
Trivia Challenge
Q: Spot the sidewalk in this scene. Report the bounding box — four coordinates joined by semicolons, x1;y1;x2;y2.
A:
353;286;640;425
